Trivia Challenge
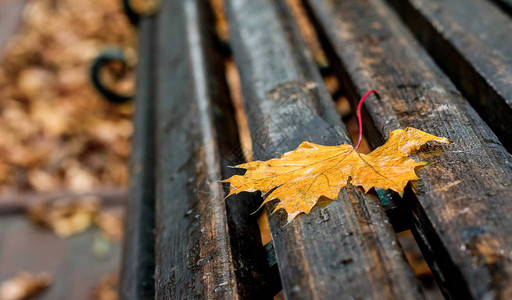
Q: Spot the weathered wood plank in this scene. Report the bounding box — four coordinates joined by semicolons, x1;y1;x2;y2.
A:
154;0;275;298
212;17;282;300
154;0;234;297
119;16;156;300
387;0;512;151
225;0;423;299
304;0;512;298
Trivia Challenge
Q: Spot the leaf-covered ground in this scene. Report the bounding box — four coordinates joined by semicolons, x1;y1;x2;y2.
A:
0;0;135;298
0;0;137;194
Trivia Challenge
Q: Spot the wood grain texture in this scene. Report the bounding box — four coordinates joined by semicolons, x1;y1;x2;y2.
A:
304;0;512;298
119;16;156;300
225;0;423;299
212;11;281;300
154;1;233;297
153;0;275;298
387;0;512;151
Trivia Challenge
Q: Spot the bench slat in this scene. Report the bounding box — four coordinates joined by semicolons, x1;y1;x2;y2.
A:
304;0;512;298
225;0;423;299
120;16;156;300
387;0;512;151
154;0;275;298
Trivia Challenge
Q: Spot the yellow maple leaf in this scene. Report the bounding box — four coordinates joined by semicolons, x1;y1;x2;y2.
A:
223;127;449;221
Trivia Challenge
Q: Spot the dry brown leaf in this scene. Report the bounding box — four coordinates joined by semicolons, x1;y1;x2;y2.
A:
28;196;100;237
0;272;51;300
224;127;449;221
27;196;125;240
91;272;118;300
63;160;99;192
129;0;160;15
0;0;136;193
95;211;124;242
27;169;60;192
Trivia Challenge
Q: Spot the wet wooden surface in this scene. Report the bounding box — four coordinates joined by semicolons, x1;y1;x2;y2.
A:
304;0;512;298
153;0;275;298
119;14;156;300
387;0;512;151
225;0;423;299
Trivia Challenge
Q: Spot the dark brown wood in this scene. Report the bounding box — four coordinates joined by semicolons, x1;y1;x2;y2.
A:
225;0;423;299
213;14;282;300
119;14;156;300
387;0;512;151
304;0;512;298
153;0;275;298
154;1;233;297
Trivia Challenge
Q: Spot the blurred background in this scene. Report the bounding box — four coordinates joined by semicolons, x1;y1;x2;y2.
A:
0;0;137;299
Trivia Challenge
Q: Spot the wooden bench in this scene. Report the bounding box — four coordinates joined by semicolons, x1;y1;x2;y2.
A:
118;0;512;299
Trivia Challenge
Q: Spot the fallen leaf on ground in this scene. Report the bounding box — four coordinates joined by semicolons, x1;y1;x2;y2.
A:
27;196;125;240
28;196;100;237
0;272;51;300
91;272;118;300
0;0;135;193
130;0;160;15
224;127;449;221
